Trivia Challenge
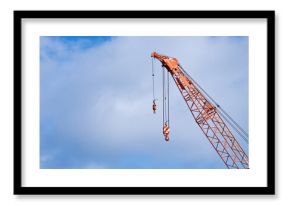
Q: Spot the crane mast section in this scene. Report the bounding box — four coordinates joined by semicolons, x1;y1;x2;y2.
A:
151;52;249;169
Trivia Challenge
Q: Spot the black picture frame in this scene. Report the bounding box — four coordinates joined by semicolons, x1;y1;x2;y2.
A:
14;10;275;195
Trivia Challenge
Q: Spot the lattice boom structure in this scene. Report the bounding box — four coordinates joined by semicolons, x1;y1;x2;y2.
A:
151;52;249;169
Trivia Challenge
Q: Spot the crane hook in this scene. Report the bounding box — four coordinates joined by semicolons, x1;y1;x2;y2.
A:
163;121;170;142
152;99;157;114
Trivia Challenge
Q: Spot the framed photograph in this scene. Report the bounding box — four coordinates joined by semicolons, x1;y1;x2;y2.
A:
14;10;275;195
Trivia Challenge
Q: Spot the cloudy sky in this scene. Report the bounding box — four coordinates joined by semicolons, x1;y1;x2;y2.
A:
40;36;248;169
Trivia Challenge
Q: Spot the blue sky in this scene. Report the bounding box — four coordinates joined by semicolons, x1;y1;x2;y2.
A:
40;36;248;169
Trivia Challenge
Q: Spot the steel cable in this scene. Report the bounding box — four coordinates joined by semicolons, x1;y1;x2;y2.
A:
179;65;249;143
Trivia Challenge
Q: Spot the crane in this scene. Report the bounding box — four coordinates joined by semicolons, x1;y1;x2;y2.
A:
151;51;249;169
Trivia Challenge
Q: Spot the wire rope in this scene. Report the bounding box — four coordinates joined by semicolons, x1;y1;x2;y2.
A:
179;65;249;143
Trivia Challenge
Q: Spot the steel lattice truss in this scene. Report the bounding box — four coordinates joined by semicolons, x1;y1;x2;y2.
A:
151;52;249;169
172;74;248;169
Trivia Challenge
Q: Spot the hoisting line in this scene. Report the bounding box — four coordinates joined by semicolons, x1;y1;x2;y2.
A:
167;70;170;126
162;65;170;141
162;66;166;124
151;57;155;100
162;66;170;125
151;57;170;141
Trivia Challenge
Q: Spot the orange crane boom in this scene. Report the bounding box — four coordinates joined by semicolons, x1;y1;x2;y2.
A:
151;51;249;169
